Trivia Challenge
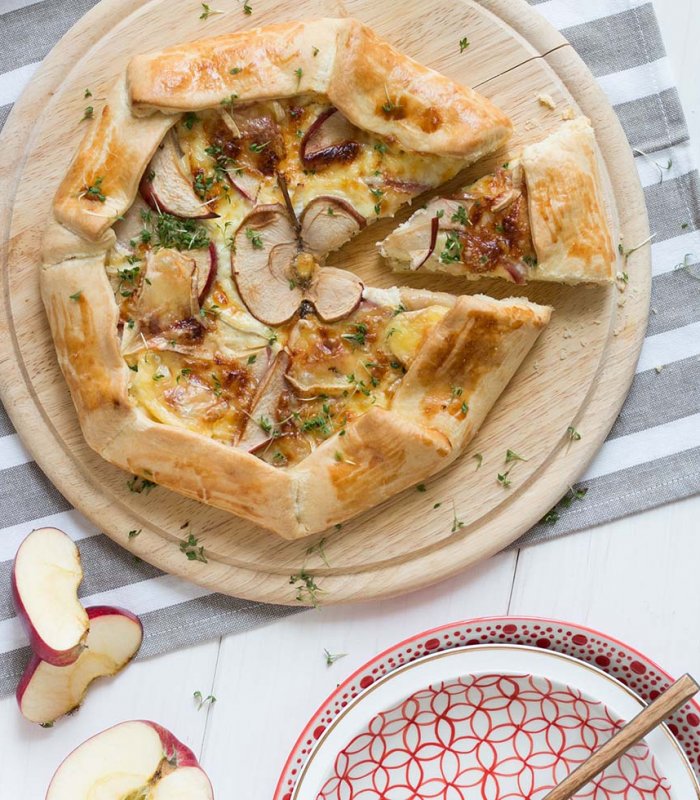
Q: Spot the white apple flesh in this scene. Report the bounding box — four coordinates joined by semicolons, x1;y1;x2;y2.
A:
12;527;89;666
17;606;143;724
46;720;214;800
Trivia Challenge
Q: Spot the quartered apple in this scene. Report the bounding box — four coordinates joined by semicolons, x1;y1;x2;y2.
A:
12;527;89;666
46;720;214;799
17;605;143;725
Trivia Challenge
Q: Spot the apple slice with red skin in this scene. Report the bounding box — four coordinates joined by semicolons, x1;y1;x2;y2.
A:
12;528;89;667
191;242;219;303
46;720;213;800
140;131;218;220
17;606;143;725
300;107;361;170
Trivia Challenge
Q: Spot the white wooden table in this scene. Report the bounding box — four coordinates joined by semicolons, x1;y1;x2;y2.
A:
1;2;699;796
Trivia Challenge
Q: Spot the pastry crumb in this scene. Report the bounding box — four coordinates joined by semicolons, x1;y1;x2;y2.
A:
524;119;536;131
655;365;664;374
561;106;576;121
538;93;557;110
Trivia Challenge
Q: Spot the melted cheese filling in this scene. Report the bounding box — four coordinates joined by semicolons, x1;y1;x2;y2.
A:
105;95;462;467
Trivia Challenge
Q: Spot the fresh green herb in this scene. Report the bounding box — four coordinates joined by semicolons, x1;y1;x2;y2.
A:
180;533;208;563
435;209;444;219
152;370;165;382
540;486;588;525
473;453;483;470
127;475;157;494
211;373;222;397
140;208;210;250
40;722;54;728
306;537;329;566
459;36;470;53
460;402;469;415
451;500;465;533
249;141;268;153
242;1;252;13
128;529;142;539
81;105;94;122
229;66;242;75
69;290;82;301
327;206;335;216
334;451;344;462
416;483;427;492
127;319;135;330
505;449;527;464
450;386;463;399
128;363;138;372
495;223;505;234
324;649;346;667
176;368;192;383
633;148;672;183
83;177;106;202
523;254;538;268
393;304;406;316
617;271;630;285
497;471;512;488
382;99;395;114
294;67;303;83
247;354;257;365
681;222;689;230
433;502;442;509
567;426;581;441
451;205;469;226
199;3;222;19
193;690;216;709
289;569;322;605
84;88;92;98
245;228;263;249
502;162;510;169
312;46;319;57
374;142;388;155
183;112;199;130
342;322;368;347
439;232;463;264
618;233;655;262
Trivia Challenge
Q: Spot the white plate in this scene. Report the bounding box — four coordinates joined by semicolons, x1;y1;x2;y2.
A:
293;644;699;800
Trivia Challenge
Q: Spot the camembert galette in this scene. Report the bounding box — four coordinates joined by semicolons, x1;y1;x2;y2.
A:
41;18;551;538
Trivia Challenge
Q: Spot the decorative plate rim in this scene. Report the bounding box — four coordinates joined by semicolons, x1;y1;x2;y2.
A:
274;616;700;799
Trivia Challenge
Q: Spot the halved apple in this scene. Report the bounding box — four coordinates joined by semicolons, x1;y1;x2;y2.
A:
17;606;143;725
12;528;89;666
46;720;213;799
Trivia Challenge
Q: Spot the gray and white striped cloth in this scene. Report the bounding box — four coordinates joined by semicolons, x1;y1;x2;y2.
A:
0;0;698;695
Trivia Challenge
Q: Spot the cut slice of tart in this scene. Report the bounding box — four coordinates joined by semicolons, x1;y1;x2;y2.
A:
379;117;617;285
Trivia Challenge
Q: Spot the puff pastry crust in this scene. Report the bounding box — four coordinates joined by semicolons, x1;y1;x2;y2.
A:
42;19;553;539
379;117;617;285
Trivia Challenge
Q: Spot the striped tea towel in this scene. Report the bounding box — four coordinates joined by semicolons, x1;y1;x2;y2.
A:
0;0;698;694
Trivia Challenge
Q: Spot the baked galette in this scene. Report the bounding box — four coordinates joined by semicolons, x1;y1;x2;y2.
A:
41;18;551;538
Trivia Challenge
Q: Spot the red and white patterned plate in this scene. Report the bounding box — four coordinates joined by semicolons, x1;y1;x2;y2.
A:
274;618;700;800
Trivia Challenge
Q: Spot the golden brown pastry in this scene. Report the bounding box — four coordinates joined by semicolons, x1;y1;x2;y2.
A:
379;117;617;285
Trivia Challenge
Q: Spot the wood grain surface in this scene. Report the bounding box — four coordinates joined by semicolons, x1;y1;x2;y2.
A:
0;0;650;605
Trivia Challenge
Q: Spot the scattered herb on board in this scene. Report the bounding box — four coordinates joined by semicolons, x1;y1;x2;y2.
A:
126;475;157;494
459;37;470;53
289;569;322;606
540;486;588;525
473;453;483;470
324;649;347;667
180;533;208;563
84;88;92;98
567;426;581;442
451;500;465;533
242;1;252;13
505;449;528;464
497;471;512;488
675;252;700;280
416;483;427;492
40;722;54;728
199;3;223;19
69;290;82;301
193;690;217;709
618;233;655;262
312;46;319;57
306;537;329;566
81;106;94;122
128;529;142;539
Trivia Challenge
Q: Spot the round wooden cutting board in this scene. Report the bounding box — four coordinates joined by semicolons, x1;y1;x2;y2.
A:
0;0;650;605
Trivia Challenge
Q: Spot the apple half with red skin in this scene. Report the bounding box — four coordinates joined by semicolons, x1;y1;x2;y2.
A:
17;606;143;725
12;527;89;666
46;720;214;799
